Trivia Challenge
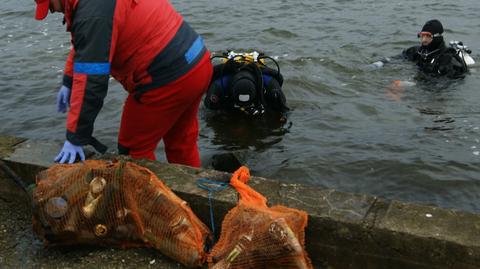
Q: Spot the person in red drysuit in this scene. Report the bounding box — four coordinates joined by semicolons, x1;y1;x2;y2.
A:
34;0;213;167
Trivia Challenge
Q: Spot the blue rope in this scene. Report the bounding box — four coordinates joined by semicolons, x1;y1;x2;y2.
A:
196;178;230;246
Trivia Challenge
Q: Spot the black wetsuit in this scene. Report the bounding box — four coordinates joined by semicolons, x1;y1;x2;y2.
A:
204;63;289;115
402;40;467;79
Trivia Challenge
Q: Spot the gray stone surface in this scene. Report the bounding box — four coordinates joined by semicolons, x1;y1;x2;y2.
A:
0;135;26;159
4;138;62;168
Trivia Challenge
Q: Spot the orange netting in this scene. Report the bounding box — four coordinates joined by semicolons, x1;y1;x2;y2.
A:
208;166;313;269
32;159;210;268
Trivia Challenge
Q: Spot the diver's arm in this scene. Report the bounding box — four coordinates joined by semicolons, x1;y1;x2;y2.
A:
402;46;420;61
204;78;229;110
370;52;406;68
264;77;289;113
370;46;419;68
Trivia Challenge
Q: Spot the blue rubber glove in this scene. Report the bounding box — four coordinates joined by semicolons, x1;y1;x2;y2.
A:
54;140;85;164
56;85;71;113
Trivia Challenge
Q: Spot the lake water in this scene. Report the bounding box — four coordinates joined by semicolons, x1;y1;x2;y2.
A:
1;0;480;213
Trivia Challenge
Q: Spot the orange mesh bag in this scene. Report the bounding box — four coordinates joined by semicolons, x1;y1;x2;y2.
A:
208;166;312;269
32;159;210;268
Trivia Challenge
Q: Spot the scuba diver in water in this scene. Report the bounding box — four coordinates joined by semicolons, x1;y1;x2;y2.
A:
204;51;289;119
402;19;471;79
203;51;290;172
371;19;475;100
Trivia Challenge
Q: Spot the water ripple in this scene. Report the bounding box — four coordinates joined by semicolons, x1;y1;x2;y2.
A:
1;0;480;213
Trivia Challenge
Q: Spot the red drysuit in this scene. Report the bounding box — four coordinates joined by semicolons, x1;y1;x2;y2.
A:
60;0;212;167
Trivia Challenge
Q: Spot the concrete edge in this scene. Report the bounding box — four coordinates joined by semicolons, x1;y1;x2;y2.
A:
1;135;479;269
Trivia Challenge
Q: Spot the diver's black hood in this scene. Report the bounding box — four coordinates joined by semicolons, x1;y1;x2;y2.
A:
420;19;445;52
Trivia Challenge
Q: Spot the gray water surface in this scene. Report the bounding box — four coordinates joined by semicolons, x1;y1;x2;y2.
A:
1;0;480;213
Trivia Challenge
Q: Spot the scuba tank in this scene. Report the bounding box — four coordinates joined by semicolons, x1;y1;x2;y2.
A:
230;69;259;115
449;40;475;66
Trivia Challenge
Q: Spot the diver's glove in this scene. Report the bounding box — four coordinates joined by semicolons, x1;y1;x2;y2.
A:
370;57;391;69
54;140;85;164
56;85;71;113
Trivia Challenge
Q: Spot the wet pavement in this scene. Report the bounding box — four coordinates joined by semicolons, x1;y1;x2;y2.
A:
0;173;186;269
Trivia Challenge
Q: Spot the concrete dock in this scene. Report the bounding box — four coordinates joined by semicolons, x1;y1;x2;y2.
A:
0;135;479;269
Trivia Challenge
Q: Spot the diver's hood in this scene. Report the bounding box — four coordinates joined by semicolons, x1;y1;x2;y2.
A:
230;70;257;107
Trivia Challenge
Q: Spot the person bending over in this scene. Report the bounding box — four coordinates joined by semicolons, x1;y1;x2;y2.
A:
34;0;213;166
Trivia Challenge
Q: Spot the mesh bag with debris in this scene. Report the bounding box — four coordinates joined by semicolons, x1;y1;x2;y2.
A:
32;159;210;268
208;166;312;269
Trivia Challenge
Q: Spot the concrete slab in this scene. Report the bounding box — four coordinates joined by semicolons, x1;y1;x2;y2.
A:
0;135;27;159
374;201;480;268
1;136;480;269
4;138;60;168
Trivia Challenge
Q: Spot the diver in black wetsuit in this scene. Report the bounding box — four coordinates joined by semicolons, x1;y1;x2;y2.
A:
402;19;468;79
204;51;289;119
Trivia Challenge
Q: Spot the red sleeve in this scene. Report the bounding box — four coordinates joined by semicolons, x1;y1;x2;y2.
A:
62;46;74;88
